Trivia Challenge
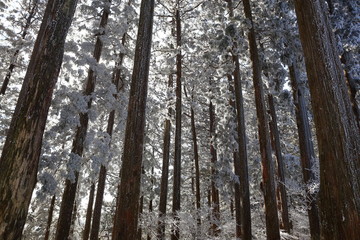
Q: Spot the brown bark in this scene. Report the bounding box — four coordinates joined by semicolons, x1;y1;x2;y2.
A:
242;0;280;239
0;0;78;238
289;64;320;240
55;6;110;240
171;6;182;240
209;98;220;236
83;184;95;240
111;0;155;238
294;0;360;238
225;1;252;238
44;195;56;240
0;0;39;95
268;94;290;233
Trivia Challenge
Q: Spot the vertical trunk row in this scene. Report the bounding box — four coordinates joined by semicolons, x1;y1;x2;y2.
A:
44;195;56;240
111;0;155;238
294;0;360;238
209;97;220;236
288;64;320;240
241;0;280;239
55;6;110;239
267;94;290;233
171;5;182;240
157;75;173;240
0;0;78;238
226;1;252;238
1;0;39;95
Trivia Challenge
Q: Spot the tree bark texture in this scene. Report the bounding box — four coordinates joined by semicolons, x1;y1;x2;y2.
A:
0;0;39;95
0;0;78;238
44;195;56;240
289;64;320;240
242;0;280;239
111;0;155;238
171;7;182;240
268;94;290;233
226;1;252;238
83;184;95;240
294;0;360;238
55;6;110;240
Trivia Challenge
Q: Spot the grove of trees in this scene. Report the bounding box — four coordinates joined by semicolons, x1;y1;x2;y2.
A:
0;0;359;239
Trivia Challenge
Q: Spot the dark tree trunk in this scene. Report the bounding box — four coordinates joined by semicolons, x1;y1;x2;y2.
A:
225;1;252;238
83;184;95;240
0;0;39;95
268;94;291;233
55;6;110;240
90;19;128;240
69;201;78;238
171;7;182;240
294;0;360;238
209;98;220;236
111;0;155;238
44;195;56;240
157;76;173;240
289;64;320;240
0;0;78;238
242;0;280;239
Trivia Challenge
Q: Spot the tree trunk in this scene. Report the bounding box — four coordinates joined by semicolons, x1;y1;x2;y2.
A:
209;98;220;236
83;184;95;240
0;0;39;95
242;0;280;239
225;1;252;238
289;64;320;240
44;195;56;240
69;201;78;238
294;0;360;238
55;6;110;239
171;6;182;240
111;0;155;238
0;0;78;238
268;94;291;233
157;76;173;240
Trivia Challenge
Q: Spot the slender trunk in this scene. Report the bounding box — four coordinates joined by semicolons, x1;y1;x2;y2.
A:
90;17;128;240
83;184;95;240
44;195;56;240
209;99;220;236
0;0;39;95
138;195;144;240
294;0;360;238
55;7;110;239
0;0;78;238
69;201;78;238
289;64;320;240
226;1;252;238
242;0;280;239
111;0;155;238
268;94;290;233
171;6;182;240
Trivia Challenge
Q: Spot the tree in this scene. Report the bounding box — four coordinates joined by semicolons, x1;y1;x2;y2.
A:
294;0;360;238
111;0;155;238
0;0;78;238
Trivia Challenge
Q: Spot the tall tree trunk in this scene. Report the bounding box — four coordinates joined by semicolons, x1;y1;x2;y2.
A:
225;1;252;238
209;97;220;236
289;64;320;240
268;94;290;233
294;0;360;238
69;200;78;238
0;0;39;95
111;0;155;238
171;6;182;240
83;184;95;240
44;195;56;240
242;0;280;239
0;0;78;238
157;76;173;240
90;19;128;240
55;6;110;239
